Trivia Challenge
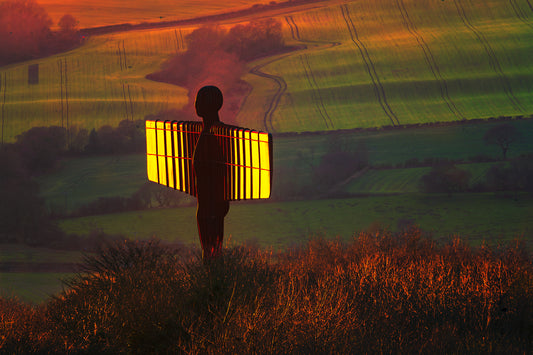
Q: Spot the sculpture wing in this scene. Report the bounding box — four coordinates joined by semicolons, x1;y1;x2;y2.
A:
146;120;273;200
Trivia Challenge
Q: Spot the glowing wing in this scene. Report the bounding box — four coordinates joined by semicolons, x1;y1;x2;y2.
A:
146;120;273;200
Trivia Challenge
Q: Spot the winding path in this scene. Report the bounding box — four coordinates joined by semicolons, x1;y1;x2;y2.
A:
246;13;341;132
249;57;289;132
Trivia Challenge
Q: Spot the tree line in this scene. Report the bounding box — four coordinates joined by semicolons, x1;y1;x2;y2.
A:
0;0;82;66
0;120;147;247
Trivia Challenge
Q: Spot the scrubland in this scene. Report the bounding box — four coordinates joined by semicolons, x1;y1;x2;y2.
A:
1;229;531;353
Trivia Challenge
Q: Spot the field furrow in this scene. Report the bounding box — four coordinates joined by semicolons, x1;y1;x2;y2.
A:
509;0;533;29
453;0;523;113
285;16;334;129
340;4;399;126
300;54;334;129
395;0;465;121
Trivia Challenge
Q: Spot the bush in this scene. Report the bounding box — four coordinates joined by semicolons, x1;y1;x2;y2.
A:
0;0;81;66
484;155;533;194
313;138;368;190
419;164;471;195
1;231;532;353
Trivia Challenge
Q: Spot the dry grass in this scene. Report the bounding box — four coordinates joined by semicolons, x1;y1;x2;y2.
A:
1;228;532;353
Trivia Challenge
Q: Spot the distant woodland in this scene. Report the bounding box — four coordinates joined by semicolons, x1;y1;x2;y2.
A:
0;0;82;66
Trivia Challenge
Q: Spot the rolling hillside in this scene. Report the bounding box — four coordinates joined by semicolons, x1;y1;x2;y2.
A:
38;0;270;29
1;0;532;142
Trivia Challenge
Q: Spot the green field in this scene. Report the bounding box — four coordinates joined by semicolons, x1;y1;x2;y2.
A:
1;0;533;142
0;245;84;303
40;154;147;213
59;194;533;250
0;30;190;143
345;163;496;194
240;0;533;132
0;272;72;303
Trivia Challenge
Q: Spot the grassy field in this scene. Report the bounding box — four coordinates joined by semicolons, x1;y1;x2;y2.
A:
345;162;495;194
58;194;533;250
0;272;72;303
3;0;533;304
0;245;84;303
40;154;147;213
39;0;269;28
1;0;532;141
0;29;192;143
0;244;83;264
238;0;533;132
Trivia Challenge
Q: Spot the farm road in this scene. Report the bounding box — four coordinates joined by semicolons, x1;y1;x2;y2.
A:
245;13;342;133
249;57;289;133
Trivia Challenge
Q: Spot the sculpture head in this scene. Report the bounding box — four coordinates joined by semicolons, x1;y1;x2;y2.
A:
195;85;223;124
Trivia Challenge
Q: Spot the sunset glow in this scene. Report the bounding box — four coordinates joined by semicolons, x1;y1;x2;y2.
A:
37;0;269;28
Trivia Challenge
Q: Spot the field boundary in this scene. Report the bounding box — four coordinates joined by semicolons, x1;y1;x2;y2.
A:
78;0;333;37
273;114;533;138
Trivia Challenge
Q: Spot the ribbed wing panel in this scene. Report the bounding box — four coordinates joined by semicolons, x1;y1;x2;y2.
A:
146;120;272;200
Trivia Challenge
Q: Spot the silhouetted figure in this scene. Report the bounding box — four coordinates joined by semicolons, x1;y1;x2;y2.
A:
193;86;230;259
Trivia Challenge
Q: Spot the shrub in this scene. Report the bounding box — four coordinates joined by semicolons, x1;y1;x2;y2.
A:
1;230;532;353
0;0;81;66
419;164;471;196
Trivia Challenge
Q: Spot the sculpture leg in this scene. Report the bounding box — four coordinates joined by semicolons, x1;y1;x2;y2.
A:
197;212;224;259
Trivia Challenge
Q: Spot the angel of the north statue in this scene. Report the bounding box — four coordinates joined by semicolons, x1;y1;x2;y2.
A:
146;86;273;259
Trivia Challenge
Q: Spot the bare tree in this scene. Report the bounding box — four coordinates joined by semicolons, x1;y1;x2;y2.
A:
483;123;521;160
